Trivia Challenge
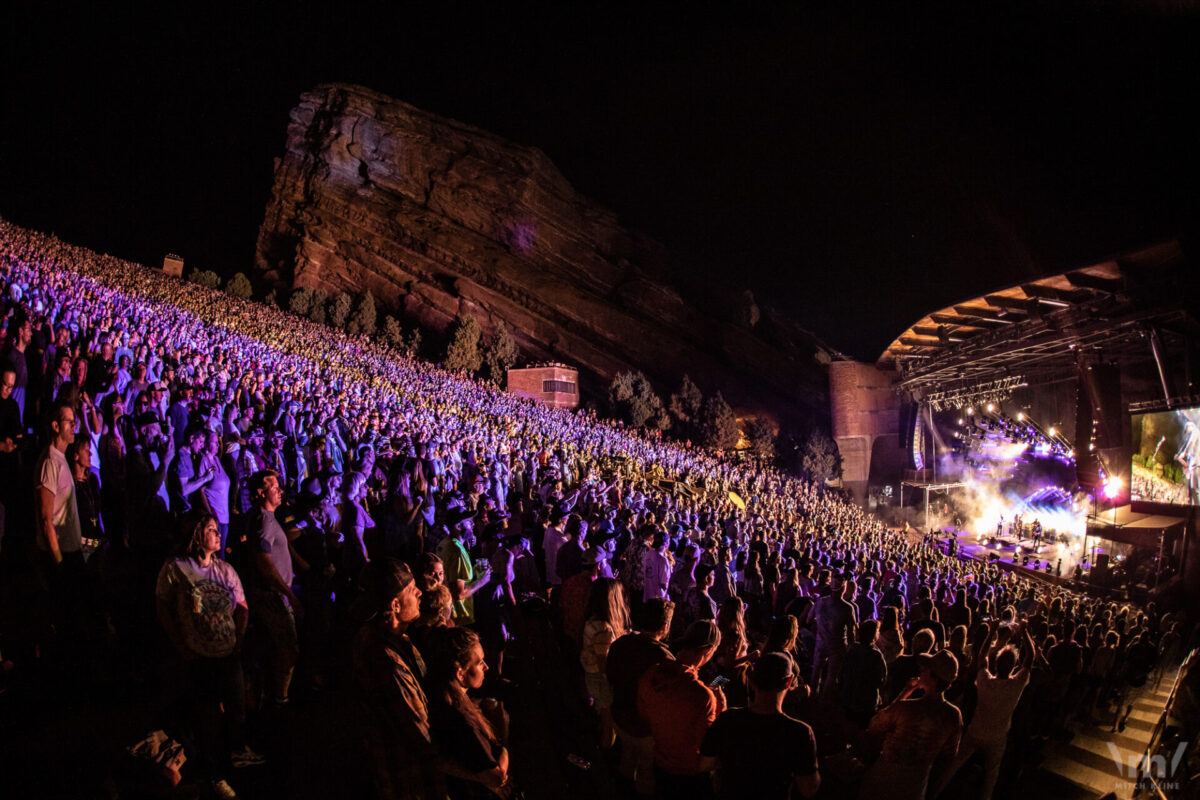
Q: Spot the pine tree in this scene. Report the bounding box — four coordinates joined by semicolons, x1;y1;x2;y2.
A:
226;272;253;299
484;324;519;385
608;371;668;430
289;287;314;316
444;314;483;373
383;315;405;348
348;291;377;336
308;289;328;325
745;417;776;460
404;329;423;357
328;291;353;329
699;392;740;451
801;429;843;484
669;374;704;439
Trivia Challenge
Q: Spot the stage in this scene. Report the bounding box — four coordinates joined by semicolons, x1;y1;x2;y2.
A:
935;524;1089;582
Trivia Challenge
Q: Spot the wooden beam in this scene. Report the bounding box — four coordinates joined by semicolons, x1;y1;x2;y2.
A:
1018;284;1072;307
899;336;948;349
1020;283;1093;304
1066;270;1124;292
954;304;1019;322
931;313;1006;329
912;325;973;342
984;295;1048;316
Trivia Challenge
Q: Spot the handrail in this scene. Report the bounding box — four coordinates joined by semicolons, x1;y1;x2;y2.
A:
1134;648;1197;797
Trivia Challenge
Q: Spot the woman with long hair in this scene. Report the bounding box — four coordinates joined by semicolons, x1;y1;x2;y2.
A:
763;613;799;660
740;550;764;628
423;627;513;798
155;514;262;795
580;578;631;749
709;596;757;685
391;462;428;564
342;470;376;582
417;552;446;593
878;605;906;665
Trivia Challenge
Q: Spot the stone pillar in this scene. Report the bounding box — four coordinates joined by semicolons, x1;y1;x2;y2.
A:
830;361;901;503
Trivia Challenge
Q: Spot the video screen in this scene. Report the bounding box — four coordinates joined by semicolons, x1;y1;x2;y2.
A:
1131;406;1200;506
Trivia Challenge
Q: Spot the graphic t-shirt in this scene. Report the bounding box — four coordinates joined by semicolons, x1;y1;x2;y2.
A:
156;557;245;658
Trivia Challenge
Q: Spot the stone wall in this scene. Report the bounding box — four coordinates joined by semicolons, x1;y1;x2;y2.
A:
830;360;902;498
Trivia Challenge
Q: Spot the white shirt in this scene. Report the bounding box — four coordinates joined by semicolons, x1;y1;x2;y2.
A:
38;445;82;552
969;666;1030;739
643;548;671;603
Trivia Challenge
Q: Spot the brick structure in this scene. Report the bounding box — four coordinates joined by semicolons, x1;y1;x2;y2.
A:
507;363;579;409
830;360;902;501
162;254;184;278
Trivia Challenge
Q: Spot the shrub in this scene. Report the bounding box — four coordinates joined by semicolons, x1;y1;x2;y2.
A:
307;289;328;325
289;287;314;316
187;269;221;289
226;272;253;299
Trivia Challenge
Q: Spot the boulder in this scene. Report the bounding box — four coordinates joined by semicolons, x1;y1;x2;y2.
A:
256;83;829;422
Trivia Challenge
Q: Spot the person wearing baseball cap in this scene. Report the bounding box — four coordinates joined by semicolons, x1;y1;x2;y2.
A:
350;559;439;799
700;652;820;799
858;649;963;800
637;619;726;796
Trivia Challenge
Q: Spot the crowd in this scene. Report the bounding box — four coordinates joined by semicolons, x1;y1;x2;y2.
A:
0;215;1192;800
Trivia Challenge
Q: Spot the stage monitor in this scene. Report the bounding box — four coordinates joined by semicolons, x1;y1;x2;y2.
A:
1131;406;1200;507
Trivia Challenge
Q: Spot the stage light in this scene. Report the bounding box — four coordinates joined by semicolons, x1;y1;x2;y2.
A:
1048;427;1056;437
1016;412;1024;421
967;407;974;415
986;403;995;413
1103;476;1122;499
957;418;963;426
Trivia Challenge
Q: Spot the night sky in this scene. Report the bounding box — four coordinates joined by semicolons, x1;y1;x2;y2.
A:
3;2;1197;360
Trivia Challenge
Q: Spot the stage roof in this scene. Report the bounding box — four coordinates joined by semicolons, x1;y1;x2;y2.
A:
877;241;1195;400
1088;505;1187;534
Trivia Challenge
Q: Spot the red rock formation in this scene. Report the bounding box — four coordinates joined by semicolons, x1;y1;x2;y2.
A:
256;83;828;422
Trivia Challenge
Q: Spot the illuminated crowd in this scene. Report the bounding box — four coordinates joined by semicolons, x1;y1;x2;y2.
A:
0;217;1189;799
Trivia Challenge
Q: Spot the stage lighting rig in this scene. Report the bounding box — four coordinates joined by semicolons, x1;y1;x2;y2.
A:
919;376;1026;413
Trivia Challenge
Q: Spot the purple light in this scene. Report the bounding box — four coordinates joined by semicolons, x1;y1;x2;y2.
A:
502;222;538;254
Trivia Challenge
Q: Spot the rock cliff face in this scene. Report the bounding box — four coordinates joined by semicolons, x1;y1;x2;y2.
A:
256;84;828;422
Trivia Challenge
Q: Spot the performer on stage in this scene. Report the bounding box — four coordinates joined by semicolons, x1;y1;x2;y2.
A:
1177;415;1200;505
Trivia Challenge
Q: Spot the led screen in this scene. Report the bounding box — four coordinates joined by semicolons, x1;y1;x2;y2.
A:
1131;406;1200;506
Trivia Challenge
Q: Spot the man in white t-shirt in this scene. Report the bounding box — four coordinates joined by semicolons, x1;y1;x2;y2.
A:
642;531;672;603
36;402;82;563
933;623;1033;800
